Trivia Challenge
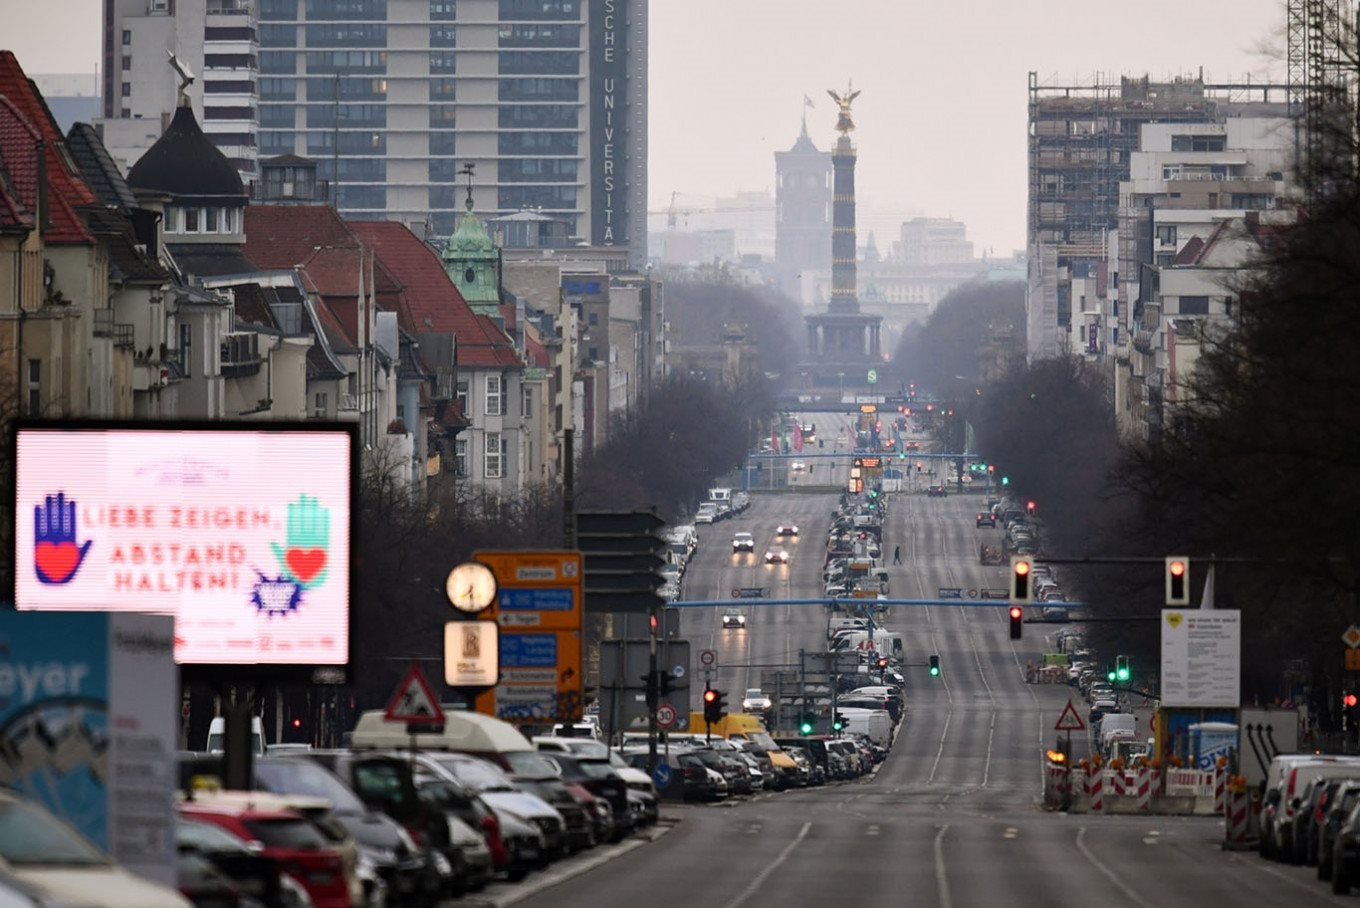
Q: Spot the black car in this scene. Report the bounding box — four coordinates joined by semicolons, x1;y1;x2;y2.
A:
177;818;284;907
1320;781;1360;878
544;753;634;841
670;752;724;801
927;486;947;498
976;512;996;528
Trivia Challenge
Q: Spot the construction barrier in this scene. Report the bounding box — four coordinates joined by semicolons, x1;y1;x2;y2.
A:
1166;769;1215;797
1136;765;1152;813
1088;764;1104;813
1213;762;1228;815
1224;777;1251;849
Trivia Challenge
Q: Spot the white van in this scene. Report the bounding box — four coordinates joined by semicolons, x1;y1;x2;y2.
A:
205;716;266;757
708;488;732;503
348;707;535;768
838;708;892;747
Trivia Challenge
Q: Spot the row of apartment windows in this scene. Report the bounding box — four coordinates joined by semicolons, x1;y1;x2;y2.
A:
499;159;576;182
498;24;579;47
261;0;453;19
452;434;507;479
454;375;537;419
260;77;390;101
498;51;578;75
500;0;579;21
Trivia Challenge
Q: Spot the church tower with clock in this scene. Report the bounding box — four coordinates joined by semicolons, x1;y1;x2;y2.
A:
774;111;833;302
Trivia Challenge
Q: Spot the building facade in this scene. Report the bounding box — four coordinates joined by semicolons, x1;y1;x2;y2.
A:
102;0;648;264
774;119;832;303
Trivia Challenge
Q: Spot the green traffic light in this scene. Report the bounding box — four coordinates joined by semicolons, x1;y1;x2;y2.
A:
1001;476;1010;486
929;666;940;677
1117;668;1130;682
1107;670;1116;682
800;722;813;735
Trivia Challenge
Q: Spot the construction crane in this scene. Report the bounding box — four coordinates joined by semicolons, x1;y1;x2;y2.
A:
651;192;774;230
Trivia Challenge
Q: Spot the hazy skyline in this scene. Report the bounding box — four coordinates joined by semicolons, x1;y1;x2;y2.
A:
7;0;1286;254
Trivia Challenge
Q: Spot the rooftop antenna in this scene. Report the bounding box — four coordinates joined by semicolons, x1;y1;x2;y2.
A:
166;50;195;108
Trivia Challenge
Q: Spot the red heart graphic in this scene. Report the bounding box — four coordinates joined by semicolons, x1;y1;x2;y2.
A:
285;547;327;585
35;542;80;583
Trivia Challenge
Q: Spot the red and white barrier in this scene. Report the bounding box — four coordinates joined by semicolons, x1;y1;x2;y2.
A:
1225;786;1250;847
1088;765;1104;813
1213;765;1227;815
1136;765;1152;812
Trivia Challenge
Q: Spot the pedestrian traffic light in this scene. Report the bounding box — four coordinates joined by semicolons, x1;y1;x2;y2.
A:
929;654;941;677
1009;605;1023;640
1165;556;1189;605
703;687;726;725
1116;655;1130;683
1011;556;1033;604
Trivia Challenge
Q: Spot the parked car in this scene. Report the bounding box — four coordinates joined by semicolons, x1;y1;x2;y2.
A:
177;817;286;907
541;753;635;841
1321;781;1360;880
0;790;192;908
180;801;351;908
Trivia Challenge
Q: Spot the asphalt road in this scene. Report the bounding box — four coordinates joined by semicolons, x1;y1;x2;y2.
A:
503;420;1342;907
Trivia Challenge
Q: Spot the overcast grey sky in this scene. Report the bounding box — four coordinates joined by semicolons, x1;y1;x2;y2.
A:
7;0;1285;254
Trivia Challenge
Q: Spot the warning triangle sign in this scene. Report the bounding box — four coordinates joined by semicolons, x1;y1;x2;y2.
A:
385;664;446;725
1054;699;1086;732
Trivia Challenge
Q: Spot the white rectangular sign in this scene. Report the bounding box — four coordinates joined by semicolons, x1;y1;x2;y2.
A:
444;621;499;686
1161;609;1241;708
14;425;352;668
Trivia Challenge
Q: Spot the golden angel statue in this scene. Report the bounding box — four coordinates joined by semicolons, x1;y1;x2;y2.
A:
827;84;861;134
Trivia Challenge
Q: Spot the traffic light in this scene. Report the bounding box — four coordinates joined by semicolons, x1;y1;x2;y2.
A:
877;657;889;669
1345;693;1358;708
643;673;659;710
832;712;846;732
1106;665;1116;683
1165;556;1189;606
703;688;726;725
1115;655;1130;683
929;654;941;677
1009;605;1023;640
1001;476;1010;486
1011;556;1033;604
799;713;815;735
1026;500;1036;515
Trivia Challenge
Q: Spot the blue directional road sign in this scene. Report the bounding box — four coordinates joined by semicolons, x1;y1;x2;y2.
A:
652;763;673;789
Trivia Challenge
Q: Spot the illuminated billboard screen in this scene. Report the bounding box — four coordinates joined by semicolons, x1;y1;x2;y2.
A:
13;422;355;680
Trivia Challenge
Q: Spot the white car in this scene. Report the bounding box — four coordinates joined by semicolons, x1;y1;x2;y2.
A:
740;689;772;711
732;532;755;553
764;548;790;564
694;504;718;524
722;610;747;629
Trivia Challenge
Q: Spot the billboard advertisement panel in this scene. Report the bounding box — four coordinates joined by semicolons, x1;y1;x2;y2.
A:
0;611;177;886
13;422;354;679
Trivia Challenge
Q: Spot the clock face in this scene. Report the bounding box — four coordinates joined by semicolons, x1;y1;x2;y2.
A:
446;562;498;613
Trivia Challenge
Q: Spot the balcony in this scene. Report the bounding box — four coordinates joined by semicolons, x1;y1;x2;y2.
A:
220;332;261;378
94;309;136;349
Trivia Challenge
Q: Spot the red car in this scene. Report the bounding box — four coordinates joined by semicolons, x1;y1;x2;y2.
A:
180;803;351;908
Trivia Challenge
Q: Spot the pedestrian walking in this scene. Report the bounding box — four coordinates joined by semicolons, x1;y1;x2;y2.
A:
893;545;902;564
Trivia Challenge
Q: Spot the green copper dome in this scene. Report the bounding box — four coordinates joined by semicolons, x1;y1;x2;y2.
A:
442;194;501;315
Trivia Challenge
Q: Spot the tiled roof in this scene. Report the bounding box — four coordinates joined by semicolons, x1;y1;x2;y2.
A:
169;243;260;278
348;220;468;337
244;205;355;272
79;204;168;283
0;52;95;244
65;122;138;211
0;141;33;230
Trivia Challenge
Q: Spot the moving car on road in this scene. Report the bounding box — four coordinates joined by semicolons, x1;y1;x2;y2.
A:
732;532;755;553
741;689;772;711
775;524;800;537
765;547;790;564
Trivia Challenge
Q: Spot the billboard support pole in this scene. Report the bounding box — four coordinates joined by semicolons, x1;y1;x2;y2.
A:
221;687;256;791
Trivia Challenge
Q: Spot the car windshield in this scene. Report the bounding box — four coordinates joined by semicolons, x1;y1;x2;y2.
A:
502;750;565;778
178;818;251;854
432;756;519;793
254;759;367;814
0;799;109;866
244;818;328;850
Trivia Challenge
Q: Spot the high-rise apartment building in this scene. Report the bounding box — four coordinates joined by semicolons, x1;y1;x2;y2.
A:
101;0;647;264
101;0;259;177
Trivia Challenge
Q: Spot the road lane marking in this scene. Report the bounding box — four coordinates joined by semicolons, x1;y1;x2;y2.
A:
866;824;880;836
971;636;995;703
1075;827;1151;908
981;710;996;788
934;825;953;908
929;711;953;783
721;821;811;908
1003;827;1018;839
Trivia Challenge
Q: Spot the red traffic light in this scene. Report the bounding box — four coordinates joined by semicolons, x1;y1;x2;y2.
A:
1026;500;1036;513
1013;561;1030;577
1169;560;1186;578
1009;606;1023;620
703;689;718;704
1345;694;1358;708
291;718;302;728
